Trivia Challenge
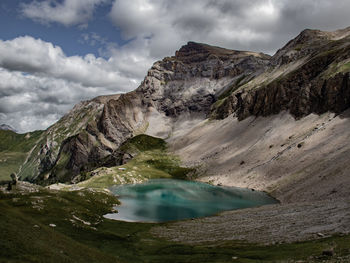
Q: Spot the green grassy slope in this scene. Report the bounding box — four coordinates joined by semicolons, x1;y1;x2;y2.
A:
1;186;349;263
78;134;195;188
0;130;42;180
1;133;349;262
120;134;166;152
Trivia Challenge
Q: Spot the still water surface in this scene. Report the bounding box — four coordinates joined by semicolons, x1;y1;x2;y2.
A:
105;179;278;222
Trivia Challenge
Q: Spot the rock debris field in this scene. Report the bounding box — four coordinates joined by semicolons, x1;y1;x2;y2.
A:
152;198;350;245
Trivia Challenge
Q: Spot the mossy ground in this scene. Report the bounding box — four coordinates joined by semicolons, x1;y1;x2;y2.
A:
0;152;27;181
338;61;350;73
1;186;350;263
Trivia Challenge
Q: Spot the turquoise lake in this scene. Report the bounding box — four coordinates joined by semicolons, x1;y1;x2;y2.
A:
104;179;278;223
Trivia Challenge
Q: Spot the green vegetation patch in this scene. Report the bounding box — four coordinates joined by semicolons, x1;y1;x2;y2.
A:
1;187;350;262
78;150;194;189
0;152;28;181
120;134;166;153
0;130;43;180
78;134;194;189
48;151;73;183
321;60;350;79
338;61;350;73
0;130;42;153
0;187;120;263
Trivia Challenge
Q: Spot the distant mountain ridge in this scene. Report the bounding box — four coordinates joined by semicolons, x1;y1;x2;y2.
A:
0;124;17;133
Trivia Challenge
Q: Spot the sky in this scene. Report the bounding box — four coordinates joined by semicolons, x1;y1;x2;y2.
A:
1;0;350;133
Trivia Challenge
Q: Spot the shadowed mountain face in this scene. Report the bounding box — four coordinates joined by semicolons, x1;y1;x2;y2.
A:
17;27;350;189
212;28;350;120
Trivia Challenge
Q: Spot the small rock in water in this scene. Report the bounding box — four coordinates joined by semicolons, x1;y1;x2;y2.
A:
232;256;238;260
49;224;56;228
33;225;40;228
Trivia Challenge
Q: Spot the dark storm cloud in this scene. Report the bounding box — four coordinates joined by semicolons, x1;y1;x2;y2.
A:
110;0;350;55
206;0;258;15
173;15;216;33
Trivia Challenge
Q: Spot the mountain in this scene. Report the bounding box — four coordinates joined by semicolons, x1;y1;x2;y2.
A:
0;124;16;133
17;27;350;205
18;42;270;184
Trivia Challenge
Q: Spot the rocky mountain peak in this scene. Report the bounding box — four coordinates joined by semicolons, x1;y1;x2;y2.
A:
174;41;270;64
138;42;271;120
272;26;350;65
292;27;350;44
176;41;210;55
272;29;327;65
321;26;350;40
175;41;230;62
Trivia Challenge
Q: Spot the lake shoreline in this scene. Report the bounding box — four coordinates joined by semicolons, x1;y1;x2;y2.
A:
105;178;277;223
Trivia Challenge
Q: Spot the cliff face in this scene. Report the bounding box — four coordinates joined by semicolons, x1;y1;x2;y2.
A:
19;42;269;183
138;42;269;119
211;28;350;120
18;27;350;186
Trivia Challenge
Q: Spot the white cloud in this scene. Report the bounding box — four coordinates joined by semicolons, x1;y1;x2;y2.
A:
0;67;118;132
0;36;151;132
108;0;283;58
109;0;350;57
20;0;109;27
0;36;139;90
